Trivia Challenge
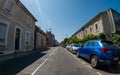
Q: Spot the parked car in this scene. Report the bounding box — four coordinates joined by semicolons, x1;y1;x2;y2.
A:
61;44;66;48
77;40;120;68
70;44;81;54
66;44;71;50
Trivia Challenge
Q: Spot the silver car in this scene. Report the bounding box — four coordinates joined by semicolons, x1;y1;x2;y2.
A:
70;44;81;54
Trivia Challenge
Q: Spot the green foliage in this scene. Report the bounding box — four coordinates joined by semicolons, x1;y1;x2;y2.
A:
81;34;98;43
61;34;98;45
98;33;106;40
111;33;120;48
60;32;120;48
60;38;68;44
66;37;80;44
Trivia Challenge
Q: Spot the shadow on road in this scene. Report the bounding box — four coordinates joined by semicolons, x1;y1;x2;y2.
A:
78;56;120;74
0;51;47;75
96;64;120;74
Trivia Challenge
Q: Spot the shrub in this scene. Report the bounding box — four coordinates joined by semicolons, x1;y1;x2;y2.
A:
111;33;120;48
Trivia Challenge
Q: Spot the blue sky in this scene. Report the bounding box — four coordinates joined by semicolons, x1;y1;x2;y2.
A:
20;0;120;42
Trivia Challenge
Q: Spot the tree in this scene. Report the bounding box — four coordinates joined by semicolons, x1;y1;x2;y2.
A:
111;33;120;48
81;34;98;43
60;38;68;44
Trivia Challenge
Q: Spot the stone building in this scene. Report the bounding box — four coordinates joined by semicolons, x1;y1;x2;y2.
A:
34;26;46;50
46;31;56;47
0;0;37;55
72;8;120;39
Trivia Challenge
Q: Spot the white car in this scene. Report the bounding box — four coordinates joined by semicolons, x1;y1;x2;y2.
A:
70;44;81;54
66;44;71;50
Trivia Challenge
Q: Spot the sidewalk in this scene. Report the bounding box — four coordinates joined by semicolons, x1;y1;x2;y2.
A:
0;50;40;63
0;48;50;63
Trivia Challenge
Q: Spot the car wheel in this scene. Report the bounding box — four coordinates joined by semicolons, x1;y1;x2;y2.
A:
90;55;99;68
77;51;80;58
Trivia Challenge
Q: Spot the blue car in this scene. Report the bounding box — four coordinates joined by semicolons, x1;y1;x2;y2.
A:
77;40;120;68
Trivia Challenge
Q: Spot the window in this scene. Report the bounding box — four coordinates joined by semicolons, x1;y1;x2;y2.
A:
5;0;14;12
86;30;87;35
88;42;96;46
95;24;99;32
90;27;92;33
83;42;88;47
25;31;30;46
0;23;7;44
27;16;31;25
101;41;115;47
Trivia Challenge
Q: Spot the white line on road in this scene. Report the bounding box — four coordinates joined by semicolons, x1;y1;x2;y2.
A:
96;72;102;75
49;47;58;57
86;65;93;69
49;51;54;57
81;61;86;65
31;58;48;75
31;47;58;75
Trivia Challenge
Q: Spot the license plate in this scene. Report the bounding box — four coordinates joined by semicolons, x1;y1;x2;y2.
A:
114;57;119;61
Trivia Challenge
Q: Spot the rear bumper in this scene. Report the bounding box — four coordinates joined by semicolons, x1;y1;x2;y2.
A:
99;57;120;65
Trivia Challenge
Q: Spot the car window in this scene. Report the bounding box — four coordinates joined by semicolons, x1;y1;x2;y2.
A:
73;44;80;47
101;41;115;47
83;42;88;47
88;42;96;47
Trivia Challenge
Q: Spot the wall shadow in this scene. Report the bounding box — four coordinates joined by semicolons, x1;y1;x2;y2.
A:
0;51;46;75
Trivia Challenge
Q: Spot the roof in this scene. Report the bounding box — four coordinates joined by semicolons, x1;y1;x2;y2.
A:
18;0;37;21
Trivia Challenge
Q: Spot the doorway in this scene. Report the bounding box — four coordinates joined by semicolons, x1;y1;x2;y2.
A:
15;28;21;50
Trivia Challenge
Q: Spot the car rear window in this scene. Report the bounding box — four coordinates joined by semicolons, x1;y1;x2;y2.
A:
100;41;115;47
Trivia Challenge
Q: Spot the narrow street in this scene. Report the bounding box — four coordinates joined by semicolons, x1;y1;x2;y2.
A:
0;47;120;75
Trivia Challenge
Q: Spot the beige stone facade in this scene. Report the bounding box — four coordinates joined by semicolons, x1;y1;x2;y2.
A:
73;8;120;39
34;26;46;50
46;31;55;47
0;0;37;55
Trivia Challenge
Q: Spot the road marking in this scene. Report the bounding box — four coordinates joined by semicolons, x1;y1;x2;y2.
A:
31;47;59;75
96;72;102;75
31;58;48;75
49;47;58;57
81;61;86;65
86;65;92;69
49;51;55;57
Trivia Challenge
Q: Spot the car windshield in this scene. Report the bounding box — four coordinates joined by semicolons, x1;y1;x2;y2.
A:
101;41;115;47
73;44;81;47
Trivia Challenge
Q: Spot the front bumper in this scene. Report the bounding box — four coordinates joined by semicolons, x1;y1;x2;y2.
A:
72;49;77;54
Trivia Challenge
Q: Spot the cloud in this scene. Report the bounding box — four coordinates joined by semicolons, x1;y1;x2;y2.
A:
35;0;46;25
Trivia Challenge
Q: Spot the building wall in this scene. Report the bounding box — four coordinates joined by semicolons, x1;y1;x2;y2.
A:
0;0;36;55
73;9;120;39
36;32;46;50
46;31;55;47
75;15;104;39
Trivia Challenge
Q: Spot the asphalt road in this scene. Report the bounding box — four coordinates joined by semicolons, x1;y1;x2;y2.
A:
0;47;120;75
